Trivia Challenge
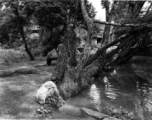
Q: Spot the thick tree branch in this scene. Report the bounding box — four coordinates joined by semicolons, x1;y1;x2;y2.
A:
80;0;93;30
93;19;152;27
80;0;93;45
83;27;152;68
145;2;152;15
83;35;126;68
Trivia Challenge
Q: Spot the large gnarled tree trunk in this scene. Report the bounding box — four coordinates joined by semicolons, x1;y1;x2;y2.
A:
51;24;96;99
50;0;151;100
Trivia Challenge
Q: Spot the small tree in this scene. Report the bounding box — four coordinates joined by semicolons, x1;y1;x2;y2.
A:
0;0;35;60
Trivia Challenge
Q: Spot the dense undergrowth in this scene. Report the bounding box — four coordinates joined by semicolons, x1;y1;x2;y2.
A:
0;46;42;65
0;48;28;65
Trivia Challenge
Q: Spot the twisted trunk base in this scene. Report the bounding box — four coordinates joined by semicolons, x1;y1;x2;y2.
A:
51;43;98;100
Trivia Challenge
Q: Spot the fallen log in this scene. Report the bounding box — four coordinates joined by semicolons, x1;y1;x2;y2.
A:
81;107;121;120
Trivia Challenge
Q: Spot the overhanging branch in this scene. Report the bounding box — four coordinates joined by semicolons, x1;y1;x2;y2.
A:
83;34;126;68
94;19;152;27
83;28;152;68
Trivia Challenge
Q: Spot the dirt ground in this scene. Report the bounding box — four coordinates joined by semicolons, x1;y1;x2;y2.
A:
0;60;91;119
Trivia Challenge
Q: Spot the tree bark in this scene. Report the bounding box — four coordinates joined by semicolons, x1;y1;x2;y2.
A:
52;33;94;100
20;26;35;61
101;1;114;46
94;19;152;27
80;0;93;47
68;29;78;67
52;43;68;82
128;1;145;19
107;29;151;65
102;24;111;46
83;34;126;68
51;21;98;99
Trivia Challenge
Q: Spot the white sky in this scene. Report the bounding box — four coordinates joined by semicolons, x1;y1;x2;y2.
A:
88;0;106;21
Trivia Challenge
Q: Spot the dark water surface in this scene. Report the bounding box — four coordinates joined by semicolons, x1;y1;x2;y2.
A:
67;57;152;120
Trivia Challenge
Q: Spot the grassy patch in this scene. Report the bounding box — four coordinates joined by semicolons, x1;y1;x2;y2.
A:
0;48;28;65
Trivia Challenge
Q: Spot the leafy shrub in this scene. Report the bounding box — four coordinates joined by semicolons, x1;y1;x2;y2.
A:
103;106;134;120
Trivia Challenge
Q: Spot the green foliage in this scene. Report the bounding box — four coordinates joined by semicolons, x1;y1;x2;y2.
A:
0;0;96;57
0;9;20;46
107;1;149;40
109;1;129;23
0;0;32;47
23;0;96;27
101;0;110;12
85;0;96;19
24;1;67;28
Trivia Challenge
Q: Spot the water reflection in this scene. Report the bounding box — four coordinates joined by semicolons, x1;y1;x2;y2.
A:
103;77;117;100
105;87;117;100
111;70;117;76
92;66;152;120
67;62;152;120
89;84;101;111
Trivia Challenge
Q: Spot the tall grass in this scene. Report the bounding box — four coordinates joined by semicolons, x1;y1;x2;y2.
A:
0;48;28;65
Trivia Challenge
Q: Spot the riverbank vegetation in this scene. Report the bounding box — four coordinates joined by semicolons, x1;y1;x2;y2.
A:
0;0;152;119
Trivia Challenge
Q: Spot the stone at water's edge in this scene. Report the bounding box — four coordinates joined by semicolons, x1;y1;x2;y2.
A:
81;107;110;119
81;108;121;120
59;103;83;117
103;118;121;120
36;81;60;104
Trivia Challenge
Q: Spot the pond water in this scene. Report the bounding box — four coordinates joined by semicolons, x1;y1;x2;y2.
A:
66;57;152;120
